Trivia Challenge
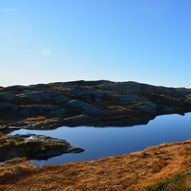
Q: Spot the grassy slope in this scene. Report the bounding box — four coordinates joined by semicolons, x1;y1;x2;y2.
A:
142;169;191;191
1;139;191;190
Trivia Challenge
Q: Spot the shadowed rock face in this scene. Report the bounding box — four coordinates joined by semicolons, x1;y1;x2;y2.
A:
0;80;191;129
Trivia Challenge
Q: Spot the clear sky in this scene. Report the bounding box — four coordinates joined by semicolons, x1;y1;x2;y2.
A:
0;0;191;87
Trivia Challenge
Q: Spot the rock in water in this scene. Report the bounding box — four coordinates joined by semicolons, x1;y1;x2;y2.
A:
0;133;84;161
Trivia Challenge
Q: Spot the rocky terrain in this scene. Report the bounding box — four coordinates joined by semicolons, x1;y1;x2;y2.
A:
1;139;191;191
0;81;191;190
0;133;83;162
0;80;191;130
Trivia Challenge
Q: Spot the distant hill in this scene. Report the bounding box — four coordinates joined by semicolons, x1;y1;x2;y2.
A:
0;80;191;128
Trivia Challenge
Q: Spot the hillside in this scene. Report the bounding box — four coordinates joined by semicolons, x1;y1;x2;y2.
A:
1;139;191;190
0;80;191;130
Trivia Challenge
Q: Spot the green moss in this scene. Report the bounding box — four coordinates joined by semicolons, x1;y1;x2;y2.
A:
142;169;191;191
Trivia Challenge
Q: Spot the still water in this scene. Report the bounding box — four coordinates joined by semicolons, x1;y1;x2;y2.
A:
11;113;191;166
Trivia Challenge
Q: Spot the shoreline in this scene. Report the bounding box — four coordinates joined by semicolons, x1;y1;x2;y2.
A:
1;139;191;190
0;81;191;190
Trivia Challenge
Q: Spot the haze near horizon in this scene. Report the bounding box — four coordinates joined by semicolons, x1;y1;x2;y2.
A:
1;0;191;87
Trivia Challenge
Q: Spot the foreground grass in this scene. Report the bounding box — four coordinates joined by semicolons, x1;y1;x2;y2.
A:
142;169;191;191
2;140;191;190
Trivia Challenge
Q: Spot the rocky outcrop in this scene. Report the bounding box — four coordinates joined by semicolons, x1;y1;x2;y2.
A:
0;92;15;101
0;133;84;161
0;80;191;128
65;100;103;115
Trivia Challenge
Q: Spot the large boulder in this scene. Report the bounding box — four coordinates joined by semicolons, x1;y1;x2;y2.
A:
18;107;33;117
186;95;191;103
17;91;44;102
88;89;106;99
0;103;19;119
52;95;70;104
65;100;103;115
65;88;87;97
0;103;18;113
137;102;157;113
17;91;60;103
116;95;148;103
49;108;66;116
98;82;142;94
18;105;58;117
0;92;15;102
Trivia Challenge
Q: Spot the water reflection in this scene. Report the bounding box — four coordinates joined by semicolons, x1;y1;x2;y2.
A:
11;113;191;166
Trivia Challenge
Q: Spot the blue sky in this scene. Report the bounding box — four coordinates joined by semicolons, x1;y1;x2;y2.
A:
0;0;191;87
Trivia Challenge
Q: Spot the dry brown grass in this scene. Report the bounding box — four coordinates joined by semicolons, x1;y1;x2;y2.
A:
1;140;191;191
24;116;48;122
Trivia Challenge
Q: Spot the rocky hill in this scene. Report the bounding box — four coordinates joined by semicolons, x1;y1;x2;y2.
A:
0;80;191;129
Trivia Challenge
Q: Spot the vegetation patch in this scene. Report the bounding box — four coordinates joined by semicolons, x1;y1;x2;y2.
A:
142;169;191;191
